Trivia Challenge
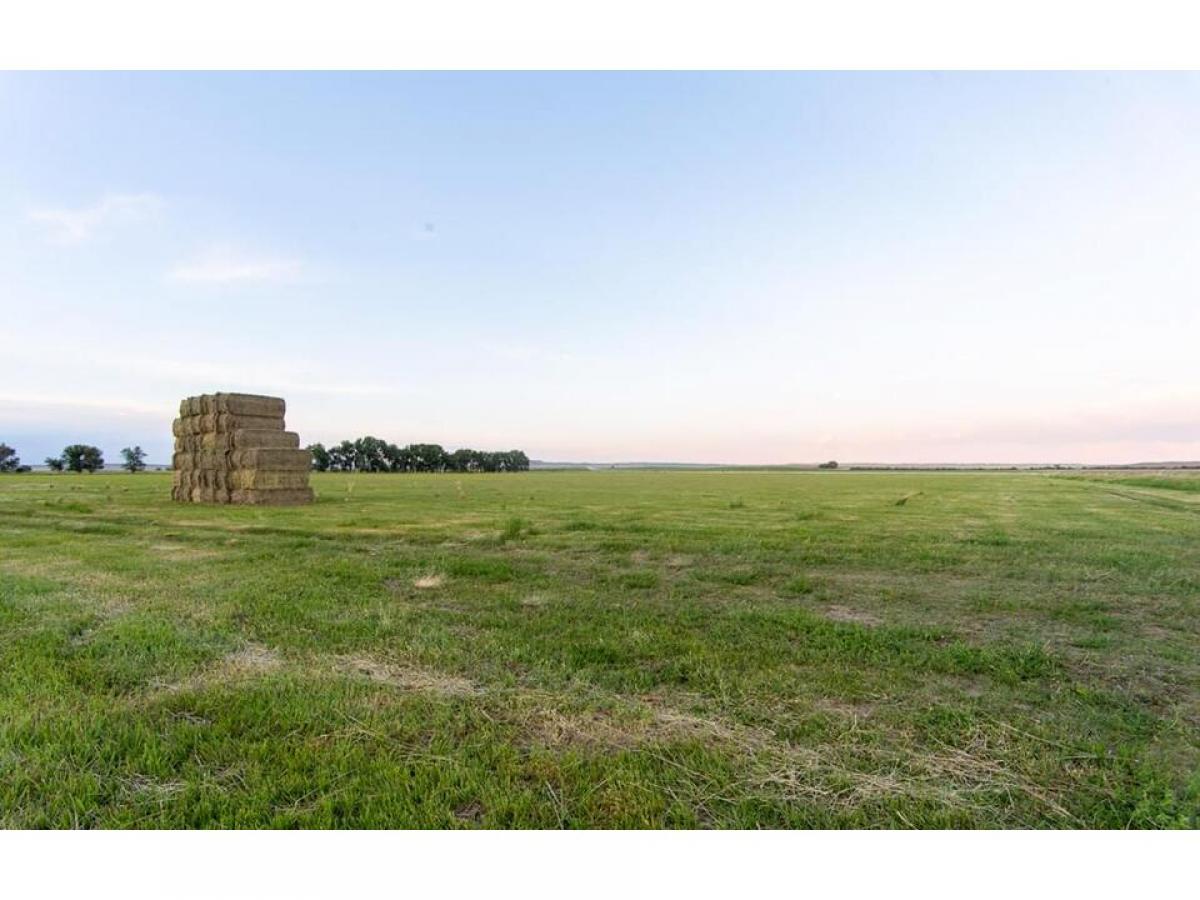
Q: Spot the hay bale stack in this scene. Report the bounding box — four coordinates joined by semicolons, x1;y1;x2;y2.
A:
171;393;313;505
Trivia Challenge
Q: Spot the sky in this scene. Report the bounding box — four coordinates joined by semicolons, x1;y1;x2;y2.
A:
2;71;1198;466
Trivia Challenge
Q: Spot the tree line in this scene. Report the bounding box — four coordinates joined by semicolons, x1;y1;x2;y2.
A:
307;438;530;473
0;443;148;473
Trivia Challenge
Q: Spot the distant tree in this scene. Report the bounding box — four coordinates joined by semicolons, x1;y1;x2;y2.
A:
45;456;65;472
334;439;359;472
354;436;391;472
307;442;331;472
381;441;404;472
61;444;105;473
0;443;19;473
507;450;530;472
818;460;839;470
412;443;450;472
449;447;479;472
120;445;147;473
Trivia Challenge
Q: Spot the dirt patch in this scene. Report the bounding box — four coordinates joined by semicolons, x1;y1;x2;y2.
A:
412;574;445;590
454;800;485;823
824;605;883;626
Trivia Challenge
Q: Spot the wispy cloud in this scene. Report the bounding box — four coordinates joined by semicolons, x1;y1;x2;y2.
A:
168;248;302;284
28;192;163;243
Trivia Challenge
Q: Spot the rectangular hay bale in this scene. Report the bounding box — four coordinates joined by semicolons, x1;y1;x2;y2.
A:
174;430;300;452
229;469;312;490
229;448;312;471
173;414;285;436
213;393;286;418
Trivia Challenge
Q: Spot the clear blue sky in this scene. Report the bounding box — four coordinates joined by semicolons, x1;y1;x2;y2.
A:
3;72;1198;465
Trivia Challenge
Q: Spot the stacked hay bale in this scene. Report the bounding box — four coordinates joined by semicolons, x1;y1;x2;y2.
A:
172;393;313;505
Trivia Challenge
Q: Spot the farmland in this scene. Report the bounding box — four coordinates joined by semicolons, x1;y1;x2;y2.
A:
1;469;1197;827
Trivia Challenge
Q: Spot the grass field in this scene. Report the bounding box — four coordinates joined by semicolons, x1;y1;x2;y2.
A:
1;469;1198;828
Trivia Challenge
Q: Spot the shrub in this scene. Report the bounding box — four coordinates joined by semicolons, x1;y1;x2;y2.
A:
0;443;19;473
61;445;105;473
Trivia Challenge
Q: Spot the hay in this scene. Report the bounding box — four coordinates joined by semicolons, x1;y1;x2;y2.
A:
173;429;301;452
229;470;311;490
173;413;285;435
228;448;312;470
179;392;287;418
213;393;286;417
171;393;312;506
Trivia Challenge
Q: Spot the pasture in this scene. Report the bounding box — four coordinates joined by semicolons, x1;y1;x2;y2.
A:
1;469;1197;827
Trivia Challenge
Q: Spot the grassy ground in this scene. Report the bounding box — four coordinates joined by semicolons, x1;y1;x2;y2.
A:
1;469;1198;828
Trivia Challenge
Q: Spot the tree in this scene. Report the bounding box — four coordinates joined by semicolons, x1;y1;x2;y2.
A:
818;460;839;470
506;450;530;472
120;445;147;473
45;456;64;472
0;443;19;473
449;447;479;472
333;439;359;472
308;442;331;472
307;436;529;474
61;445;105;473
407;443;448;472
354;436;391;472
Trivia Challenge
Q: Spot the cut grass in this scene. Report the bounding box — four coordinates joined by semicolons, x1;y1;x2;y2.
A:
1;470;1198;828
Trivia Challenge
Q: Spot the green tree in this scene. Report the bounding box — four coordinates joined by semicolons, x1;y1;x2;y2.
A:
307;443;331;472
61;444;105;473
407;443;448;472
120;445;147;473
354;436;391;472
0;443;19;473
45;456;64;472
449;447;479;472
339;439;361;471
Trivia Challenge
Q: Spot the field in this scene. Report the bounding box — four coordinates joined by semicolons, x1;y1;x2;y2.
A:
1;469;1198;828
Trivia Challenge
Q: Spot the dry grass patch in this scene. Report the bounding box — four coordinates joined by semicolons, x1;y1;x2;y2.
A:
823;605;883;626
122;774;188;799
147;543;221;562
334;656;476;696
522;693;773;753
151;642;282;695
815;696;877;721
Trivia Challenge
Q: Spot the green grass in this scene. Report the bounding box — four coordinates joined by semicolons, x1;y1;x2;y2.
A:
1;469;1198;828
